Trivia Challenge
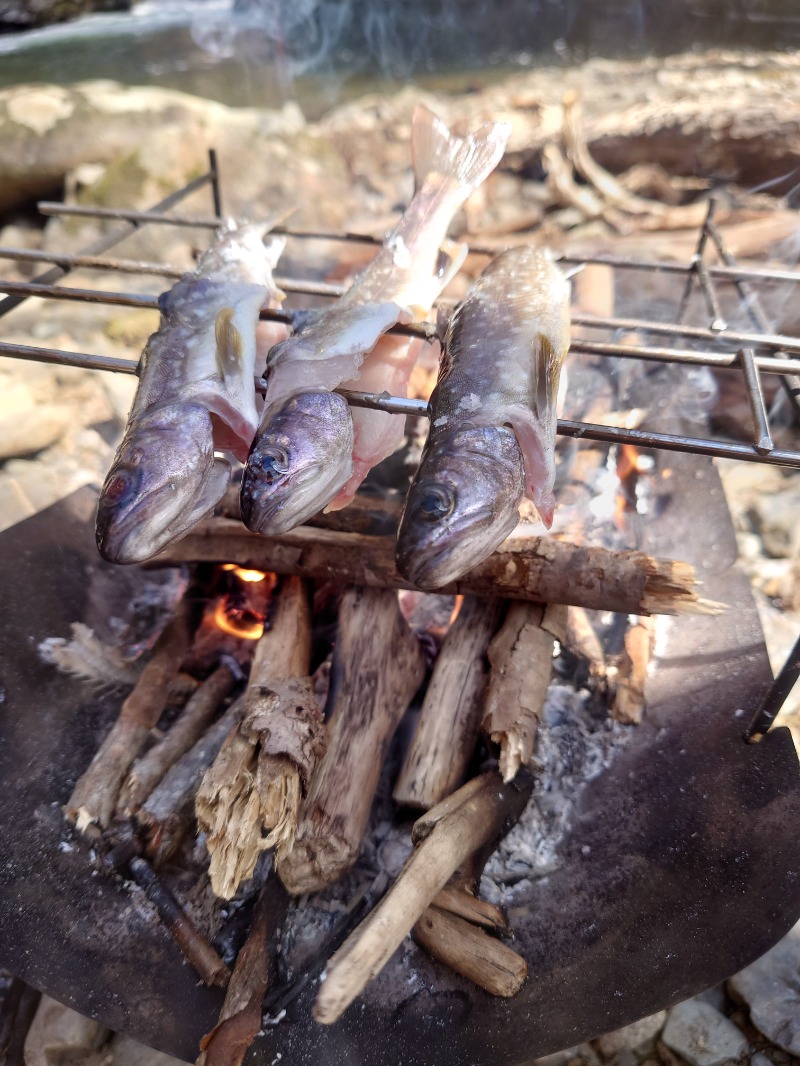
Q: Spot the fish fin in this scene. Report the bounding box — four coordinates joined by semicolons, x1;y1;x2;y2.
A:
411;105;510;196
215;307;245;374
436;238;469;287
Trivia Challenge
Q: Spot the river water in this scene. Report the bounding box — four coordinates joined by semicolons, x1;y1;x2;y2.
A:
1;0;799;118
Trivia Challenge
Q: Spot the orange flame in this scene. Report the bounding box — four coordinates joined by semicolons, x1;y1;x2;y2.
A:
221;563;273;585
448;595;465;627
212;598;265;641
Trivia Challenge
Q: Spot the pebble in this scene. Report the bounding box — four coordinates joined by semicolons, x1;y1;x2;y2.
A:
728;921;800;1056
0;405;72;461
597;1011;667;1059
535;1043;602;1066
661;1000;749;1066
23;996;108;1066
0;472;34;532
109;1033;186;1066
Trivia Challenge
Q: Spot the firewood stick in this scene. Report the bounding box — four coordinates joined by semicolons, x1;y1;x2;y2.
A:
196;577;326;899
65;610;192;830
127;856;230;988
118;664;236;814
150;518;722;616
278;586;426;895
393;597;503;809
138;696;245;866
313;770;533;1024
431;884;508;933
565;605;607;683
483;601;567;782
412;906;527;997
610;616;655;724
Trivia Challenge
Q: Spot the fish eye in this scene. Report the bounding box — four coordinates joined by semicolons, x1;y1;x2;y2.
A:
417;485;455;522
101;469;138;507
256;445;290;482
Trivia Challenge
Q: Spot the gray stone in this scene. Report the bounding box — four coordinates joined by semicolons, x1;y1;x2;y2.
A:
692;986;727;1013
24;996;109;1066
0;406;72;460
109;1032;188;1066
728;921;800;1056
597;1012;667;1059
535;1044;602;1066
0;472;35;533
661;1000;748;1066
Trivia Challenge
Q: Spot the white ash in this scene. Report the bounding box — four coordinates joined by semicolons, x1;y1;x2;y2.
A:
482;681;634;903
38;622;139;689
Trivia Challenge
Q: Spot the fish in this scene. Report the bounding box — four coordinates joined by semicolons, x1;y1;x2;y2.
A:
396;245;570;589
240;104;511;536
96;220;287;564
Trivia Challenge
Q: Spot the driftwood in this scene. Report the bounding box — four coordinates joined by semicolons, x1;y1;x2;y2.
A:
393;597;502;809
483;602;568;782
412;906;527;998
65;609;192;830
151;518;722;617
610;616;655;724
138;697;245;866
313;770;533;1024
196;577;326;899
278;586;426;896
118;664;236;814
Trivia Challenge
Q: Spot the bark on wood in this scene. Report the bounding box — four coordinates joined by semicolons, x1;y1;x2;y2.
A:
151;518;722;617
313;770;533;1024
118;664;236;814
138;697;245;866
610;616;655;724
483;601;567;782
127;856;230;988
393;596;502;809
412;906;527;997
65;609;192;830
278;586;426;896
196;577;326;899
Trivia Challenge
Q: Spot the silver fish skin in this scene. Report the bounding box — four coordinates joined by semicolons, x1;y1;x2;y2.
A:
97;220;286;564
240;392;354;536
430;245;570;528
396;425;525;589
243;106;510;536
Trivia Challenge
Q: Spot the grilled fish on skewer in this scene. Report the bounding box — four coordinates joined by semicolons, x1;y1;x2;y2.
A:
397;246;570;589
96;220;286;564
241;105;511;536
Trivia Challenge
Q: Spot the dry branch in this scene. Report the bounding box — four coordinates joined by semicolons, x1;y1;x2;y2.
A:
431;884;507;933
412;906;526;997
313;770;533;1024
394;597;502;809
65;610;192;830
565;605;607;684
278;586;426;896
138;697;245;865
483;602;567;782
118;663;236;814
151;518;721;617
196;577;326;899
610;616;655;724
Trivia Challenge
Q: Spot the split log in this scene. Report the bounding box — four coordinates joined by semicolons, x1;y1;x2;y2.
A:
278;586;426;896
431;884;507;933
313;770;533;1024
118;663;236;814
151;518;723;617
196;577;326;899
412;906;526;998
483;601;567;782
393;596;503;809
610;616;655;724
65;609;192;830
138;697;245;866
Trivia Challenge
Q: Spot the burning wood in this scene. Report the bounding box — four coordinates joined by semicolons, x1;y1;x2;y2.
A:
313;770;533;1024
483;601;568;782
393;596;503;809
196;576;326;899
151;518;723;617
65;608;192;830
278;586;426;895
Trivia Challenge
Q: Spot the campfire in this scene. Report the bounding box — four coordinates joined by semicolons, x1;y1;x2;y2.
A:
1;97;800;1066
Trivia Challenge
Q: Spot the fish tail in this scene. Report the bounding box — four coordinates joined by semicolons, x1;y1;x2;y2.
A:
411;104;510;198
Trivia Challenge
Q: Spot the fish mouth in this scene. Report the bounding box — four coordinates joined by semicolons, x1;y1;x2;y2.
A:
241;458;352;537
397;505;503;589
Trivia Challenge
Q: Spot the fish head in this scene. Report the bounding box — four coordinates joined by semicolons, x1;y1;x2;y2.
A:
240;391;354;536
96;402;230;564
396;424;525;589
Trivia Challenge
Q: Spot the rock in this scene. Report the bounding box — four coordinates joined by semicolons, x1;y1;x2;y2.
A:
108;1032;186;1066
597;1011;667;1059
23;995;109;1066
728;921;800;1056
535;1044;602;1066
0;1;130;32
0;471;35;533
661;1001;749;1066
0;405;72;460
692;987;728;1014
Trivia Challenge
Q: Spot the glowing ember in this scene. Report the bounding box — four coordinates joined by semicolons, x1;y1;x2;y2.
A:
221;563;273;585
448;595;465;626
212;598;265;641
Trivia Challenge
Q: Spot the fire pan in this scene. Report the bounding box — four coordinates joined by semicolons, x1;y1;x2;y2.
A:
0;437;799;1065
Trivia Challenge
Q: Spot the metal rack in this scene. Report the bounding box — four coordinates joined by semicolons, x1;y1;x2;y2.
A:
0;149;799;731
